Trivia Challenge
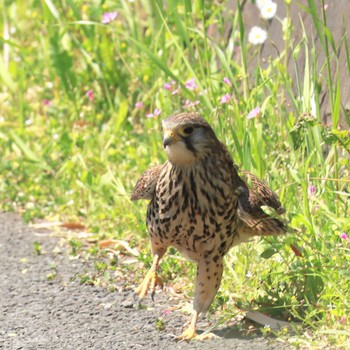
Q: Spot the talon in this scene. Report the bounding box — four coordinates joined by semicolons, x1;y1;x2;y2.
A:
135;254;163;301
178;327;197;341
178;311;199;341
133;292;139;301
179;327;216;341
194;332;216;341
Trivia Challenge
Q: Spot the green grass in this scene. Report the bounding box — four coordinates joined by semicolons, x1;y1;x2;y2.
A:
1;0;349;347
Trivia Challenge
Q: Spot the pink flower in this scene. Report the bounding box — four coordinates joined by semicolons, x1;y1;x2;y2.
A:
338;316;347;324
247;107;261;119
340;232;349;240
164;82;172;90
220;94;231;104
135;101;144;109
185;78;197;91
43;99;51;106
146;108;161;118
154;108;161;116
308;183;316;199
162;309;171;316
86;90;94;101
102;11;118;24
183;99;191;108
223;77;232;87
183;99;200;109
163;80;181;94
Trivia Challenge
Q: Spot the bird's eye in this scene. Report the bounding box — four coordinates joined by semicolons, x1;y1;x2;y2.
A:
182;126;194;135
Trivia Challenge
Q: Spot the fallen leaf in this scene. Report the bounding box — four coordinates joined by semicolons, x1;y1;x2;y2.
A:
98;239;116;249
290;244;303;257
60;222;86;230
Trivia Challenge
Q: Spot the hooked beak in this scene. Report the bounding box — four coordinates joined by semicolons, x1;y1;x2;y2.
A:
163;129;180;148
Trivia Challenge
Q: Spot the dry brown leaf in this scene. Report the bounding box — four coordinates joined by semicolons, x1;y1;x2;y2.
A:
290;244;303;257
98;239;116;249
72;120;91;128
60;222;86;230
98;239;139;257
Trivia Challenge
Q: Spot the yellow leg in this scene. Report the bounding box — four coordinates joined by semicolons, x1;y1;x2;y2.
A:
135;254;163;300
179;256;223;341
179;311;216;341
179;311;198;341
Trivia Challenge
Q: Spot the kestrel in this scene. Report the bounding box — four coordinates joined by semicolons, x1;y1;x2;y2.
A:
131;113;287;340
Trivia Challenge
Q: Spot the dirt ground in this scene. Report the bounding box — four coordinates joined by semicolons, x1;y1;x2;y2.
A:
0;213;293;350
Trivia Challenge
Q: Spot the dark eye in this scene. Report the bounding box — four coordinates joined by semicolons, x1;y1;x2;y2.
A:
183;126;194;135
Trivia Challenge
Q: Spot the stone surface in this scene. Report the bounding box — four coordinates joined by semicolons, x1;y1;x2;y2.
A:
0;213;292;349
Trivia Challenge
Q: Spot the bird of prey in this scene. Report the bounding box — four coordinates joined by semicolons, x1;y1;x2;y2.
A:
131;113;287;340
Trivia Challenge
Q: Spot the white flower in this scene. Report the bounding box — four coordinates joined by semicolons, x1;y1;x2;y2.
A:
260;1;277;19
275;255;282;263
248;26;267;45
26;202;35;209
256;0;273;10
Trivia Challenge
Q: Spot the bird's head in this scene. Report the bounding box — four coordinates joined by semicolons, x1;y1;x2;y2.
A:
162;113;219;166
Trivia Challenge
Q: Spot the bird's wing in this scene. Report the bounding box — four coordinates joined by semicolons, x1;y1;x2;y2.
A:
236;170;287;237
240;170;285;216
130;164;164;201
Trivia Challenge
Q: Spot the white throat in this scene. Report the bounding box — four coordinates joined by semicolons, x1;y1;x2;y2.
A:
165;141;196;166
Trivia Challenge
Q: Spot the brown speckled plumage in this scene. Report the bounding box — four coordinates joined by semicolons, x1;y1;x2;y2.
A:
130;165;163;201
131;113;288;340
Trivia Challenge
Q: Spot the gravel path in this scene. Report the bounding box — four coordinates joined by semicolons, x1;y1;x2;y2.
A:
0;213;292;349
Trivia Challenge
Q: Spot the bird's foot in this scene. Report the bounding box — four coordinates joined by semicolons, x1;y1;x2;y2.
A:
178;326;215;341
194;332;216;341
178;310;216;341
178;324;197;341
135;269;163;301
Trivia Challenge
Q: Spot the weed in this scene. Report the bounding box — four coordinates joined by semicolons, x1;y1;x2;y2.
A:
33;241;42;256
156;317;166;331
69;239;82;256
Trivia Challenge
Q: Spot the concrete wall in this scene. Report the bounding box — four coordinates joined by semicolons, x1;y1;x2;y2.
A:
223;0;349;128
